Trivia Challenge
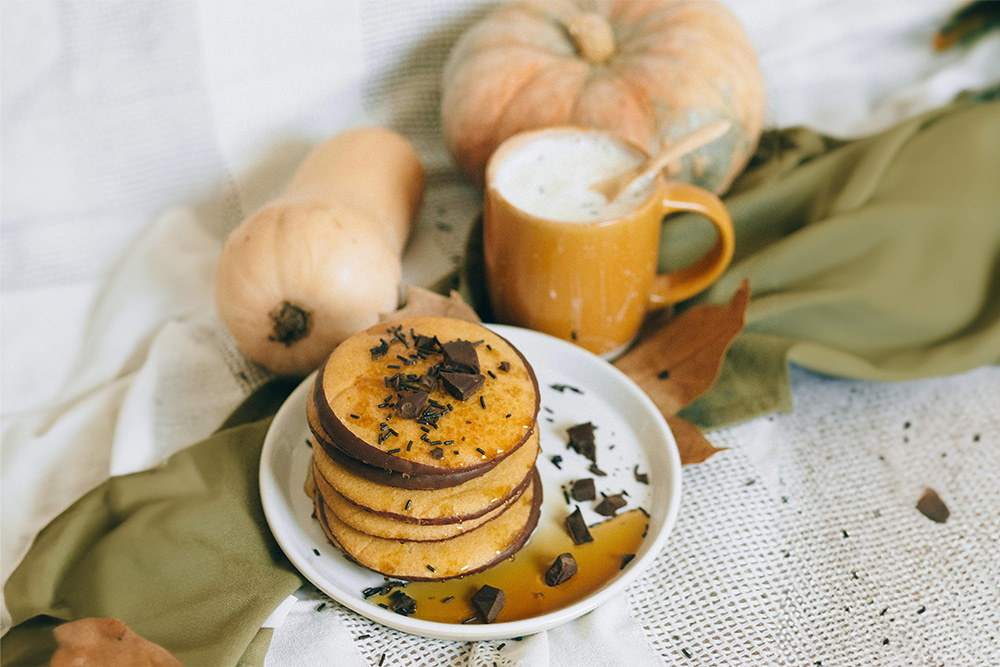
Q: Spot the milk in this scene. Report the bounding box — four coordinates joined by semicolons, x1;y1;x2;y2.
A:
493;133;656;223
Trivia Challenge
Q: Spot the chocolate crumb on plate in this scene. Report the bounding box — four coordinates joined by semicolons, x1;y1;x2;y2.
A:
620;553;636;570
389;590;417;616
633;465;649;484
565;506;593;545
566;422;597;462
916;487;950;523
588;463;608;477
570;478;596;501
594;493;627;517
471;585;506;623
544;553;578;586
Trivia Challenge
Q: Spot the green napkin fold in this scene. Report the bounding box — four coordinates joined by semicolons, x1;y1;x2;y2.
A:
1;379;304;667
675;96;1000;428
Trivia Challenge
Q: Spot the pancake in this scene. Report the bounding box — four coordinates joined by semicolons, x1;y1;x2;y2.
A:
315;467;542;581
312;463;521;541
313;316;539;476
312;429;539;524
308;392;490;490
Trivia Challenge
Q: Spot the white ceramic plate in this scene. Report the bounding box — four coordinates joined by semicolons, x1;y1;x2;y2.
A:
259;324;681;641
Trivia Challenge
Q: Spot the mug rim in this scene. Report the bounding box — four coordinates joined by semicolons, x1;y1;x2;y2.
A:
485;125;666;228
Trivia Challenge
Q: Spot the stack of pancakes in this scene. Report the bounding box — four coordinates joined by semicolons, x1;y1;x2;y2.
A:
308;316;542;581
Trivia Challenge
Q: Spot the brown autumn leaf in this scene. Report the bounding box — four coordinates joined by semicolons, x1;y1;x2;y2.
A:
615;280;750;465
666;415;724;466
51;618;183;667
381;285;482;324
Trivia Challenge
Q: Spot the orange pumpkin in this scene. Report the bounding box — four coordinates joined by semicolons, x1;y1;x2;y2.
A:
441;0;766;194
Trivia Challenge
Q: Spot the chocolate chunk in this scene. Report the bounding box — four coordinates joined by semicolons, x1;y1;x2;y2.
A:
594;493;627;517
498;361;511;372
442;340;480;374
567;422;596;462
389;590;417;615
414;374;438;393
395;391;428;419
570;478;596;501
620;553;635;570
544;553;578;586
633;466;649;484
565;507;593;545
916;487;950;523
588;463;607;477
471;585;505;623
430;447;444;460
414;334;441;355
440;371;485;401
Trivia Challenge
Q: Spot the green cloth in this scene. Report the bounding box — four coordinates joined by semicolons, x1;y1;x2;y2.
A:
460;96;1000;430
1;379;304;667
676;97;1000;428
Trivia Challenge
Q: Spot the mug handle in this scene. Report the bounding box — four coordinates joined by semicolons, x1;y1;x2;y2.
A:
647;181;736;307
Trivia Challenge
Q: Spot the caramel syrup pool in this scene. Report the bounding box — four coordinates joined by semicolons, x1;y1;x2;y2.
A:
371;508;648;624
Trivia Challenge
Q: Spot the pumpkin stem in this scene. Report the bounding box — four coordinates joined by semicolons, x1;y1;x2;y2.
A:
567;12;616;64
269;301;311;347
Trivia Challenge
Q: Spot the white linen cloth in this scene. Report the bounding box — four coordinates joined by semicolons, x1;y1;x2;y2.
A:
3;0;999;663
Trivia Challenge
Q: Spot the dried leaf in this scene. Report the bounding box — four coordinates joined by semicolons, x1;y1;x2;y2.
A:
667;415;725;466
615;280;749;416
51;618;183;667
381;286;481;324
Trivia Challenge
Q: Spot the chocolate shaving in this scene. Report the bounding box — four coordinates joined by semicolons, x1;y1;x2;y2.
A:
414;334;442;355
414;374;438;392
471;585;506;623
565;507;593;545
570;478;596;501
389;590;417;616
544;553;578;587
567;422;597;462
594;493;627;517
395;391;428;419
442;340;480;374
362;580;407;599
633;465;649;484
440;371;484;401
916;487;950;523
588;463;607;477
620;553;636;570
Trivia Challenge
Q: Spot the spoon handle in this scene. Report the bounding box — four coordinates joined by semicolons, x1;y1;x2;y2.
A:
640;119;732;183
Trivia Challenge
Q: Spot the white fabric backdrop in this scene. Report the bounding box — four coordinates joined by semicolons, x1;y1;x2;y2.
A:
3;1;999;664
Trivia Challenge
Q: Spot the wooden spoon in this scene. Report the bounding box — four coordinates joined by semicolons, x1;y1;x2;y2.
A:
588;120;732;202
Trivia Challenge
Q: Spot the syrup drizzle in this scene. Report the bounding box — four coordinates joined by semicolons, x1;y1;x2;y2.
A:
371;508;648;624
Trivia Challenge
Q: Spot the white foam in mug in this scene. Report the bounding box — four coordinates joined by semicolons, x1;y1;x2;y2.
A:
492;132;656;223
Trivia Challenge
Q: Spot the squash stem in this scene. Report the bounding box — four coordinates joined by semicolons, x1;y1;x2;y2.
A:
269;301;311;346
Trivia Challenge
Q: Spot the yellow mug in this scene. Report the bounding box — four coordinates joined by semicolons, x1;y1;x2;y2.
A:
483;126;736;358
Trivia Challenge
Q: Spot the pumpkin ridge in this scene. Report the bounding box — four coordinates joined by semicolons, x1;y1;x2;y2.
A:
609;60;659;146
491;54;588;151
